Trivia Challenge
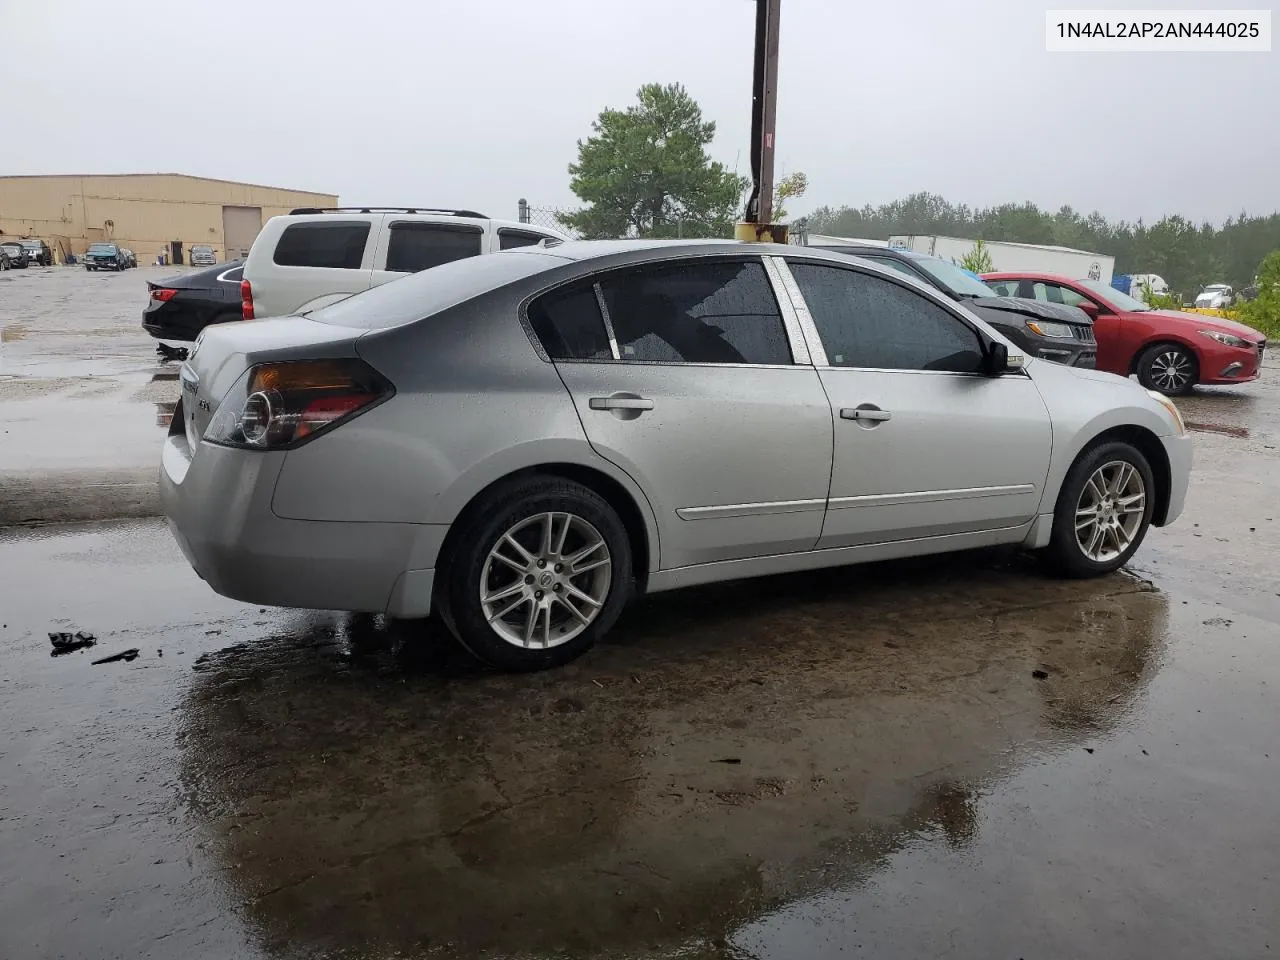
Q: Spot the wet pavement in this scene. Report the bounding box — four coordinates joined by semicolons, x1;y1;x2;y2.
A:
1;265;183;524
2;268;1280;958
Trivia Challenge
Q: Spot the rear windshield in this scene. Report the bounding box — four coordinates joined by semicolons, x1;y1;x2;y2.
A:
88;243;117;253
309;250;567;329
22;241;41;248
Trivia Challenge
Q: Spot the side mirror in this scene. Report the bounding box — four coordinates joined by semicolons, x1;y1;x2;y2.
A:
1075;301;1100;321
984;340;1025;376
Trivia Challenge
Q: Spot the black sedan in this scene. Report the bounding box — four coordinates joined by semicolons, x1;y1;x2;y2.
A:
142;260;245;341
1;241;29;269
814;244;1097;367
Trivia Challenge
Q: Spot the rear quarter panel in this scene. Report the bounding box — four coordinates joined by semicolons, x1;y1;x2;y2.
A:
269;287;660;562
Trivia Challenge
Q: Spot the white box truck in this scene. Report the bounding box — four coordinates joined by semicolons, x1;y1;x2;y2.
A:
887;235;1115;285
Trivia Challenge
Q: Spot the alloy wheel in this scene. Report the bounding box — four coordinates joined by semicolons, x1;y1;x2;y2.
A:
1149;349;1193;392
1075;460;1147;562
480;511;612;649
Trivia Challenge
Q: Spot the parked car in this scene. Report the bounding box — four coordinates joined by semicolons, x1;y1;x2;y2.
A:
1;241;30;269
0;246;10;270
813;244;1096;367
984;272;1266;395
163;241;1190;671
189;245;217;267
240;206;567;320
143;260;245;341
1194;283;1233;310
84;242;129;271
121;248;138;268
21;239;53;266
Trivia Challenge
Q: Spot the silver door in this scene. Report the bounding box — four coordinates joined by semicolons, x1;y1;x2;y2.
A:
546;256;833;569
777;257;1052;549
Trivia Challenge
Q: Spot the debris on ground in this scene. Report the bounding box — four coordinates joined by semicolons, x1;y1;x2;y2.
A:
713;757;742;764
155;343;188;362
91;648;140;665
1032;669;1050;680
49;631;97;656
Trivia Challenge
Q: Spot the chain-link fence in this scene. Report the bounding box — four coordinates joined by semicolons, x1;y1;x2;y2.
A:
516;199;583;238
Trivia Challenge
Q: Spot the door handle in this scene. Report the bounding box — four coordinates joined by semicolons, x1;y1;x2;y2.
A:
589;396;654;411
841;407;891;422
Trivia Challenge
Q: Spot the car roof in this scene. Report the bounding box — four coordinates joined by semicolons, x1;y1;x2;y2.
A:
523;238;873;264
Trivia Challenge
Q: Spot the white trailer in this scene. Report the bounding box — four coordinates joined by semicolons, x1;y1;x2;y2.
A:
887;235;1115;285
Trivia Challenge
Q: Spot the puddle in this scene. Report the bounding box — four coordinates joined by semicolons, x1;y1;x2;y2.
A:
1185;421;1250;438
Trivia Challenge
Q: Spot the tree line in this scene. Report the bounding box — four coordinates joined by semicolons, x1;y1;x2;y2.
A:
805;193;1280;298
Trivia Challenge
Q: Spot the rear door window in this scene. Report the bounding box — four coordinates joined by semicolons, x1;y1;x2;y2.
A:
385;223;483;273
527;285;613;360
598;259;792;364
273;221;371;269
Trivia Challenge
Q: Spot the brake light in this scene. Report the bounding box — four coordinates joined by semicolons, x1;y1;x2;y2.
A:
203;359;393;449
241;279;254;320
150;288;179;302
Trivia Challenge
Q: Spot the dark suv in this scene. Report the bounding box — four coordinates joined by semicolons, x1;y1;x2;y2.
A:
22;239;52;266
1;241;29;269
812;244;1097;367
84;242;129;272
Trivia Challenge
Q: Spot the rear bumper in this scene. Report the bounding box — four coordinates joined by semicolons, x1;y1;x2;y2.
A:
159;430;446;617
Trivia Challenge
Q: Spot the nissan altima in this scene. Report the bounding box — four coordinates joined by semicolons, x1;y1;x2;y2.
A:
161;240;1191;671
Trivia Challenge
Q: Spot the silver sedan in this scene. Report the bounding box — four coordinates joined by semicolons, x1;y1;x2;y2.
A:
161;241;1191;671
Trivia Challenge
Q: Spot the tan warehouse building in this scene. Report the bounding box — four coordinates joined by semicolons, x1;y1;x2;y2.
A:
0;173;337;265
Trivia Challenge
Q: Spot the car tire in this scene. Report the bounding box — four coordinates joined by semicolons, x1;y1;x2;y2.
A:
1137;342;1197;395
1043;440;1156;578
437;476;633;672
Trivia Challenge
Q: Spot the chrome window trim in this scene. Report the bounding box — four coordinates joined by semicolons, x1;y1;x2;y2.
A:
593;282;622;360
768;257;829;366
761;256;812;365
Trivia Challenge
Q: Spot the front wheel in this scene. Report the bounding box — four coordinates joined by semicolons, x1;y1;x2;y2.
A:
1137;342;1197;395
1043;441;1155;578
438;477;633;671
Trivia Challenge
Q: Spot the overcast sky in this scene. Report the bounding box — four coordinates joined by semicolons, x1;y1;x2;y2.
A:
1;0;1275;226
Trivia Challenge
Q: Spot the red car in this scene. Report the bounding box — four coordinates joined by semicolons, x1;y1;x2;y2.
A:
983;272;1266;395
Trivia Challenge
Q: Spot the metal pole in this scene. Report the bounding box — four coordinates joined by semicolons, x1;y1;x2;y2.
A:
518;198;529;224
757;0;780;226
736;0;785;243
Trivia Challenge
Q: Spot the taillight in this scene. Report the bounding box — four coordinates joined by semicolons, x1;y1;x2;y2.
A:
150;288;179;302
240;279;254;320
203;359;393;450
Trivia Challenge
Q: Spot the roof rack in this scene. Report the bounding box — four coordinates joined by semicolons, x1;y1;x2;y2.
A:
288;206;488;218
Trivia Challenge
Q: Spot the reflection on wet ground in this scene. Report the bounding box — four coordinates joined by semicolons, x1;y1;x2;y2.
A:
175;553;1169;957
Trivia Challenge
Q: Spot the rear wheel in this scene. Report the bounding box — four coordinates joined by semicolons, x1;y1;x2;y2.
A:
1043;441;1155;578
1137;342;1197;395
437;477;633;671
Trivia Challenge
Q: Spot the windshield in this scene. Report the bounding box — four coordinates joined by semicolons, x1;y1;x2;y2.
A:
910;256;995;298
1078;277;1149;311
88;243;117;253
21;241;40;249
1;243;22;251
